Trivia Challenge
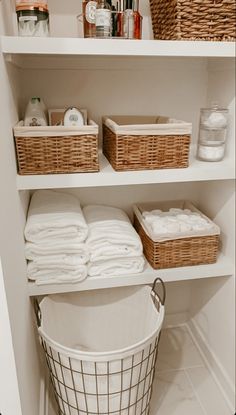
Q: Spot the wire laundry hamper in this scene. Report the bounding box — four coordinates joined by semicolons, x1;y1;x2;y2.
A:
34;278;165;415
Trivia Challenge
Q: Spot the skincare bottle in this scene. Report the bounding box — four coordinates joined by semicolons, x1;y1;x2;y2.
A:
133;0;142;39
117;0;125;37
95;0;112;38
24;97;48;126
124;0;134;39
82;0;98;38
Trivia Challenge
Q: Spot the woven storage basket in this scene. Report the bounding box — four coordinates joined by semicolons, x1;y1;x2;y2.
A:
149;0;236;41
14;121;99;175
103;116;191;171
133;201;220;269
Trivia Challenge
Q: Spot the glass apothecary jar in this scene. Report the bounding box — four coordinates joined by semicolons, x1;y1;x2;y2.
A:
197;105;228;162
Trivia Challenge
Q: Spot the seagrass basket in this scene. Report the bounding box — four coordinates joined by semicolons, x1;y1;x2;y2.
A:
103;116;192;171
133;201;220;269
149;0;236;41
14;121;99;175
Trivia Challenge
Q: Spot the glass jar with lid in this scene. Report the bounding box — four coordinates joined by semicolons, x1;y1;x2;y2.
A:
197;104;228;162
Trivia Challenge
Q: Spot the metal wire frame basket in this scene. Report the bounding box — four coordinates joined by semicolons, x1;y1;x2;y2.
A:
34;278;166;415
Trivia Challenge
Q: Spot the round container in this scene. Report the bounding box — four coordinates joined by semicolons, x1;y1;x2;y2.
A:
16;5;49;37
16;1;48;6
197;105;228;162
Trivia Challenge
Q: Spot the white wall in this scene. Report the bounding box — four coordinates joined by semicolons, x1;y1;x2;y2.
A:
0;4;41;414
0;258;22;415
188;63;235;405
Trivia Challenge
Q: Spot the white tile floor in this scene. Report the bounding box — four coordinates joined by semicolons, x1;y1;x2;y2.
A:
48;325;232;415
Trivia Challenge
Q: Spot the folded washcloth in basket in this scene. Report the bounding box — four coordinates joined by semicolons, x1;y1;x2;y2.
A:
88;256;145;277
27;262;87;285
24;190;88;243
83;205;143;262
25;242;89;264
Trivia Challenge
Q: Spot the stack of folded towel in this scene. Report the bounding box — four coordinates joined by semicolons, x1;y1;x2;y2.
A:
83;205;145;277
25;190;88;285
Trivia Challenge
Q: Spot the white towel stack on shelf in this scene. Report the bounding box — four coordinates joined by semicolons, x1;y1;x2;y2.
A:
83;205;145;277
25;190;88;285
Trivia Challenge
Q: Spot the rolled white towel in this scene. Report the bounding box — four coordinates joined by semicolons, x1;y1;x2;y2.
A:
88;256;145;277
24;190;88;243
27;262;87;285
25;242;89;264
83;205;143;263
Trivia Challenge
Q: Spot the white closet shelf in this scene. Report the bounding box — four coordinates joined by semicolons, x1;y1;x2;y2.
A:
1;36;235;66
17;152;235;190
28;253;233;296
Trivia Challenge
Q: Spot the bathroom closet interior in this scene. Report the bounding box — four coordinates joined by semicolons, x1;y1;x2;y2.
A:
0;1;235;414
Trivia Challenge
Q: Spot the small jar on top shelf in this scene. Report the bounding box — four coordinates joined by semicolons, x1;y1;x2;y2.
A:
197;104;229;162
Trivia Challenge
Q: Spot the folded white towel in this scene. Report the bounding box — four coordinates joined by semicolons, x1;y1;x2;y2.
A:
88;256;145;277
25;242;89;264
27;262;87;285
24;190;88;243
83;205;143;262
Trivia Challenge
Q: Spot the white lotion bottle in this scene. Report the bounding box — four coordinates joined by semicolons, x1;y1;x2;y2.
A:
24;97;48;126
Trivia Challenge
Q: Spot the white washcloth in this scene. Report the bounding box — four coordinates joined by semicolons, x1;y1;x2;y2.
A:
27;262;87;285
24;190;88;243
88;256;145;277
25;242;89;264
83;205;143;262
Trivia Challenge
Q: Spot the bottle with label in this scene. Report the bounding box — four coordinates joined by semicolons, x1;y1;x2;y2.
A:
24;97;48;126
83;0;98;38
133;0;142;39
95;0;112;38
124;0;134;39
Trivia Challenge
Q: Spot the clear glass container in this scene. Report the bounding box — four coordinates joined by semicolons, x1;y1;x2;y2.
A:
16;5;49;37
197;105;228;162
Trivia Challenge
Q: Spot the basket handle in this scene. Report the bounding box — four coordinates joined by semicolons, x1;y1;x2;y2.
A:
33;298;42;328
151;277;166;306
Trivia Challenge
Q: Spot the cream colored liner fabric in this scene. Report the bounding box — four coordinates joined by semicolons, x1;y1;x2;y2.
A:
14;120;98;137
103;115;192;136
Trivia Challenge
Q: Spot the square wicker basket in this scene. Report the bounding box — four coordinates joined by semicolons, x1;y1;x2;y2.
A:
14;121;99;175
103;115;192;171
149;0;236;41
133;201;220;269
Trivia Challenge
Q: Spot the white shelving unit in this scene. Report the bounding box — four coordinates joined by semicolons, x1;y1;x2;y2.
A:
0;2;235;415
17;152;235;190
1;36;235;58
28;253;234;296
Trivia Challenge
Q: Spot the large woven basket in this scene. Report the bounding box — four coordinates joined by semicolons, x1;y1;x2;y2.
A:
14;121;99;175
150;0;236;41
133;201;220;269
103;116;191;171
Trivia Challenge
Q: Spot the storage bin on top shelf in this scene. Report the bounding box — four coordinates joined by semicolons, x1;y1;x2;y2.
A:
149;0;236;41
133;200;220;270
102;115;192;172
14;121;99;175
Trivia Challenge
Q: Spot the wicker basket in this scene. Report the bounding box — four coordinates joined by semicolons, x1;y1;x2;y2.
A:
133;201;220;269
103;116;191;171
14;121;99;175
149;0;236;41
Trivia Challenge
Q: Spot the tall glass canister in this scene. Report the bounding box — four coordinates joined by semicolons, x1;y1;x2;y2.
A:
197;104;228;162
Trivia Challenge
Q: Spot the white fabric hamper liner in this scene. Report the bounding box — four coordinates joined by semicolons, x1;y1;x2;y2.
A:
37;281;165;415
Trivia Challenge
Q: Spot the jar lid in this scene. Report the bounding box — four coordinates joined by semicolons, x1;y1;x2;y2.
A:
16;3;48;12
200;103;228;112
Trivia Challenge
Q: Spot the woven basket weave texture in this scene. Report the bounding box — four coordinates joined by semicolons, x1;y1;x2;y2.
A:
150;0;236;41
15;134;99;175
103;124;190;171
134;213;219;269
